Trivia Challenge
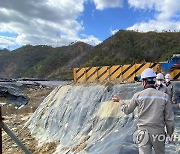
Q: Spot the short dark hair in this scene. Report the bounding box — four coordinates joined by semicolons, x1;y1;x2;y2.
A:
147;81;156;85
143;77;156;85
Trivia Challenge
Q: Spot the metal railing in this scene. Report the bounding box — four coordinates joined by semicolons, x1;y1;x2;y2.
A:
0;103;32;154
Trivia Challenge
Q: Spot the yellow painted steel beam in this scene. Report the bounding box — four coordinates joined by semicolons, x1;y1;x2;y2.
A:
118;64;131;80
86;67;98;82
170;69;180;80
125;63;157;81
121;64;135;81
98;66;110;82
109;65;122;80
73;62;179;83
73;68;77;82
76;68;87;82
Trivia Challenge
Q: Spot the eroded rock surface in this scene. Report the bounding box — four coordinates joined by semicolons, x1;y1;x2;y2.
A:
27;82;180;154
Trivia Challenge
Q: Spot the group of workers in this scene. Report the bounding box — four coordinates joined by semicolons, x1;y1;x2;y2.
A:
112;68;176;154
155;73;175;103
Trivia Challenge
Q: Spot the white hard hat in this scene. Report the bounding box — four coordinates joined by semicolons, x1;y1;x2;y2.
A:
156;73;164;80
141;68;156;80
165;74;171;79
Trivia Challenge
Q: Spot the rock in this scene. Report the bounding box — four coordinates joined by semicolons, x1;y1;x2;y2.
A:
11;144;18;148
0;85;28;107
27;82;180;154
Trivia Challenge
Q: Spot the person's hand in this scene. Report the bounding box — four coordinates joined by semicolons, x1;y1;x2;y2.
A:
172;99;176;104
112;95;120;102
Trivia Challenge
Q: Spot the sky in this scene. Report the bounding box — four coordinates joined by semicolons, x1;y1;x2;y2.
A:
0;0;180;50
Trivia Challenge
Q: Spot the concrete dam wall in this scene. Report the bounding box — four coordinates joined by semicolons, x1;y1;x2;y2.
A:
27;82;180;154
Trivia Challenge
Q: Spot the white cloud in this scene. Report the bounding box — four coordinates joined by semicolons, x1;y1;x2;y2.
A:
127;20;180;32
93;0;123;10
128;0;156;10
0;0;179;49
128;0;180;21
110;29;119;35
0;36;17;48
0;0;101;49
127;0;180;32
80;34;102;45
156;0;180;21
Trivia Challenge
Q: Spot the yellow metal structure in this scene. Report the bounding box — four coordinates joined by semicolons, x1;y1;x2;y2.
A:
73;62;180;83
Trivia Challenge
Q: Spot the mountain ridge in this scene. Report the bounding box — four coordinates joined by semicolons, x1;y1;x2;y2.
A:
0;30;179;79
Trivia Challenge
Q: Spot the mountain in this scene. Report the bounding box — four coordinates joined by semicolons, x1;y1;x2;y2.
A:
0;42;93;79
0;48;9;52
80;30;180;67
0;30;179;79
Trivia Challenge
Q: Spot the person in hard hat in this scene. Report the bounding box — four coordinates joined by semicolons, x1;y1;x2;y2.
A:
164;74;175;103
112;68;174;154
155;73;168;94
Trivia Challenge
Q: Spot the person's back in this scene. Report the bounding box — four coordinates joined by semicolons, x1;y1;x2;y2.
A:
165;74;175;103
127;87;174;134
154;82;167;93
121;85;174;154
112;68;174;154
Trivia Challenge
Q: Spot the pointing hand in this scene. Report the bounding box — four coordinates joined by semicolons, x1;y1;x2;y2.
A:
112;95;120;102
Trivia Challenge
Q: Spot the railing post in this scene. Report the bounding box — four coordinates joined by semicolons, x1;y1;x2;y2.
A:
2;122;32;154
0;103;31;154
0;106;2;154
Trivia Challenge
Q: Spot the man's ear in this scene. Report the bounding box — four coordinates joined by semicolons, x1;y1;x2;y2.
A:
141;80;144;86
142;80;147;87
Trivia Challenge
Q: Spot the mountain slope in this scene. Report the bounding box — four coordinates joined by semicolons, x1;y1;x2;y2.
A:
80;30;180;67
0;42;93;79
0;30;179;79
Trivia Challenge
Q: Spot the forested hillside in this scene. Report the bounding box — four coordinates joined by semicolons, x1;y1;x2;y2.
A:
0;30;179;79
80;30;180;67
